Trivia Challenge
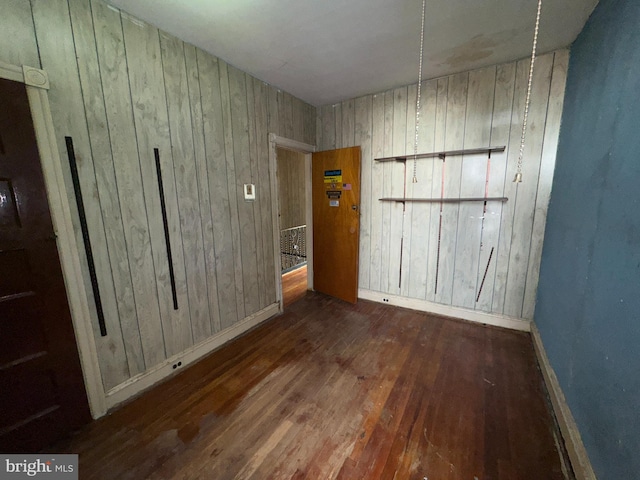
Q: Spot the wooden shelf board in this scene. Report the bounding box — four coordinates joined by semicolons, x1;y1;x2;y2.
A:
375;146;506;162
379;197;508;203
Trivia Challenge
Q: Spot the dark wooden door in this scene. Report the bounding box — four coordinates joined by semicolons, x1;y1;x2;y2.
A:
312;147;361;303
0;78;90;452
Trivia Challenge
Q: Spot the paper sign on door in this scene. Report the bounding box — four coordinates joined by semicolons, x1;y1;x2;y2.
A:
324;169;342;184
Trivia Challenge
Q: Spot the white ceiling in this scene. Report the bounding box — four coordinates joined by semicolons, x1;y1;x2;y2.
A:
105;0;598;106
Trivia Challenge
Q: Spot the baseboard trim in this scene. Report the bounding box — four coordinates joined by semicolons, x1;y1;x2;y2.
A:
358;289;531;332
531;324;597;480
105;303;280;411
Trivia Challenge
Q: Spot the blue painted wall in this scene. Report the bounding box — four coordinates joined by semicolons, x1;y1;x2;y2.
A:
535;0;640;478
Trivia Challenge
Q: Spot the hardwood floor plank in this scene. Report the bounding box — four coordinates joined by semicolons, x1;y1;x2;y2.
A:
282;265;308;307
49;293;565;479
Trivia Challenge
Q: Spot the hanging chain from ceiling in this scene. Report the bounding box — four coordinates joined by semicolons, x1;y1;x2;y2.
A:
412;0;427;183
515;0;543;183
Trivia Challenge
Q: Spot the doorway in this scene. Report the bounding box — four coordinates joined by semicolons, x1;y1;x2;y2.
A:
268;134;315;310
277;146;308;307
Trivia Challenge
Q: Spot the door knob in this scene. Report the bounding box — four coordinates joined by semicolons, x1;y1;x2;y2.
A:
351;205;358;211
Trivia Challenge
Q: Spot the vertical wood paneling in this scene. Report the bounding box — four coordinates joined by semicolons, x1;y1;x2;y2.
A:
303;102;316;146
275;90;285;137
476;62;516;312
184;44;221;337
452;66;496;309
69;0;145;381
284;93;295;139
320;105;335;150
159;33;211;342
407;79;437;300
228;65;260;316
14;0;566;402
292;96;304;142
342;99;355;147
492;53;558;317
280;91;293;139
400;84;416;297
122;14;192;358
254;79;277;307
219;61;247;325
9;0;316;396
502;54;554;318
267;87;279;138
334;103;343;149
315;108;323;151
0;0;40;68
379;92;394;291
491;58;530;315
355;95;372;289
388;87;407;293
91;0;164;369
246;73;265;310
325;52;566;320
277;149;306;229
522;50;569;319
197;50;238;331
34;0;131;389
436;72;469;305
368;94;385;291
426;78;449;302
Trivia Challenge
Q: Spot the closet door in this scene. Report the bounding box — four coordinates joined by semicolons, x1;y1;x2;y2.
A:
0;78;91;452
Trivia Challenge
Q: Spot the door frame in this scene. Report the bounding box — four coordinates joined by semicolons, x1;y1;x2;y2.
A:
268;133;316;312
0;60;106;418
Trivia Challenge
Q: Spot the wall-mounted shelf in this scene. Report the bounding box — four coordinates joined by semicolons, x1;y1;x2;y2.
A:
379;197;508;204
375;146;505;163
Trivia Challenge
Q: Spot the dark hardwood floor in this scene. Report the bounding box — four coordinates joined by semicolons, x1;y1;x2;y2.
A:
282;264;307;307
50;293;566;479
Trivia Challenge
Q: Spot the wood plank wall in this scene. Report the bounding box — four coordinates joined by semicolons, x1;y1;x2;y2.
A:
318;51;569;321
2;0;315;392
277;148;306;230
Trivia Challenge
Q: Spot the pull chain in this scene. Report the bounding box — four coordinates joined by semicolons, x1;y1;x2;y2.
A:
412;0;426;183
514;0;542;183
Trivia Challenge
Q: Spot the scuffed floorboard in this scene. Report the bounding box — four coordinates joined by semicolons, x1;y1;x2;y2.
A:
49;292;565;479
282;265;307;307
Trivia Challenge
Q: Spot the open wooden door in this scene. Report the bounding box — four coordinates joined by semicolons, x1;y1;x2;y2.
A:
0;78;91;452
312;147;361;303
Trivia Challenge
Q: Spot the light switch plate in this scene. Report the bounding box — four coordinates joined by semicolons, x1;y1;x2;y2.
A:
244;183;256;201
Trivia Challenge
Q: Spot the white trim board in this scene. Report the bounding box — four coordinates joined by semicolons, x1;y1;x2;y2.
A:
531;324;597;480
0;61;108;418
27;85;107;418
0;60;25;83
358;289;531;332
105;302;280;410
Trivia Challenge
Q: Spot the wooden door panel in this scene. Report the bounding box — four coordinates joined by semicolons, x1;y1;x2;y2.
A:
0;248;34;297
0;368;59;430
0;179;21;228
312;147;361;303
0;77;90;452
0;295;47;365
0;408;67;454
